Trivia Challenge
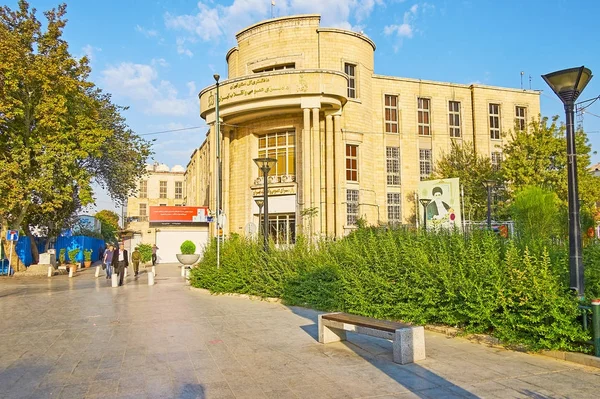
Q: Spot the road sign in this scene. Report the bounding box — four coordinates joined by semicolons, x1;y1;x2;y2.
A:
6;230;19;242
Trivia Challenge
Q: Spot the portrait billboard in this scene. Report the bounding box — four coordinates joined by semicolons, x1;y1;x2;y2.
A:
149;206;209;227
418;178;462;230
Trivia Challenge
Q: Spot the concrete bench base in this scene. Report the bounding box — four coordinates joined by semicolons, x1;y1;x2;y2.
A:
318;313;426;365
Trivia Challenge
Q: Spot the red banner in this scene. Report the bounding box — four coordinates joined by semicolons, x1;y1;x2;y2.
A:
149;206;209;226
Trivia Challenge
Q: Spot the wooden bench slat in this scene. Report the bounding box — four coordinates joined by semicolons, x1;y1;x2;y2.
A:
322;312;410;333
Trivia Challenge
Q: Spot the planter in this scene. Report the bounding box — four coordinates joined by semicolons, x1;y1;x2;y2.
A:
84;261;92;268
176;254;200;266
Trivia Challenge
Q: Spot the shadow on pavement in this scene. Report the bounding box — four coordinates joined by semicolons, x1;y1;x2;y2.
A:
289;306;480;398
177;383;205;398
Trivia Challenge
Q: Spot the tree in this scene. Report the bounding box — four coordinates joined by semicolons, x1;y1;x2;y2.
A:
501;116;600;230
433;141;499;221
95;210;120;244
0;2;152;269
510;186;562;241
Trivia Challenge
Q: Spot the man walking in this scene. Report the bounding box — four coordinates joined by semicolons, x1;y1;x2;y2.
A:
111;243;129;286
131;247;141;277
103;245;114;280
152;244;158;266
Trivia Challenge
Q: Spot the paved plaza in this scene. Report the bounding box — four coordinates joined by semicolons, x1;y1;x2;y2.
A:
1;264;599;399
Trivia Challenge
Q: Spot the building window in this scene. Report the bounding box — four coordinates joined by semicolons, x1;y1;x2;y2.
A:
175;181;183;199
139;180;147;199
254;63;295;73
386;147;400;186
418;98;431;136
265;213;296;246
449;101;461;138
419;149;432;181
387;193;401;225
491;151;502;171
384;95;399;133
347;189;359;226
159;181;167;199
515;106;527;131
489;104;501;140
345;63;356;99
258;130;296;176
139;203;147;217
346;144;358;182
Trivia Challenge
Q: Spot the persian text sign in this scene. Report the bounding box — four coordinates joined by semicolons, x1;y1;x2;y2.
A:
149;206;209;227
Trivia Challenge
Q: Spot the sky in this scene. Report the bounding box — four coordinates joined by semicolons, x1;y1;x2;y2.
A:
9;0;600;219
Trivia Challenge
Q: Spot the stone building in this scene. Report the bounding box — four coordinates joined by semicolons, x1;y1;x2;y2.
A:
125;163;209;262
192;14;541;242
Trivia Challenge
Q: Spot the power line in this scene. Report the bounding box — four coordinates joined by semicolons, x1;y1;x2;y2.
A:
138;126;207;136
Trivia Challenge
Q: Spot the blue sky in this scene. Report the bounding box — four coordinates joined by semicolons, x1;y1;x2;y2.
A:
11;0;600;215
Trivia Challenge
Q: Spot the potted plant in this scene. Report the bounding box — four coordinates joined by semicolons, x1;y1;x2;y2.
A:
83;249;93;268
176;240;200;266
67;248;80;273
59;249;66;265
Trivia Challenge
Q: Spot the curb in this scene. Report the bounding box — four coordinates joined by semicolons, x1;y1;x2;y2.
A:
188;286;600;369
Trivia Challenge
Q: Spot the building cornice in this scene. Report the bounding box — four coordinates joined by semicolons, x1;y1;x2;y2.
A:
317;28;376;51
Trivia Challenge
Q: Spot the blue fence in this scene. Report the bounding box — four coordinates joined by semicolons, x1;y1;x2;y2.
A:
2;235;105;271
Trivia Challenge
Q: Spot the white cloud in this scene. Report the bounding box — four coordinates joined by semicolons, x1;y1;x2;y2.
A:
101;62;196;117
187;81;197;97
151;58;169;68
81;44;101;62
135;24;159;38
164;0;387;45
383;2;432;43
176;37;194;57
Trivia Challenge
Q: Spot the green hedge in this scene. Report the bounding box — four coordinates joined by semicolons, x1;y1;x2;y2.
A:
190;229;596;352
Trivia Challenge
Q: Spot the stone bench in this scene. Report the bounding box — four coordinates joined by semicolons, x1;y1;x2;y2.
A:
318;312;426;365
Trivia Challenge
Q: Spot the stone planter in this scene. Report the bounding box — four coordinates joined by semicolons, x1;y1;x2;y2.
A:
176;254;200;266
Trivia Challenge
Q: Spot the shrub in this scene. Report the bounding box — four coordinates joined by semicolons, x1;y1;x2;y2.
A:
137;243;153;263
190;227;593;352
67;248;80;263
180;240;196;255
59;248;66;264
83;249;93;261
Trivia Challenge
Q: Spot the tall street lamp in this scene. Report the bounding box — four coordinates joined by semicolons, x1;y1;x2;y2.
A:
483;180;495;230
419;198;431;230
214;73;221;268
253;157;277;251
542;66;593;298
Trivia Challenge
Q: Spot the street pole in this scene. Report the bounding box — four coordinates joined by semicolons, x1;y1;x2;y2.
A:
419;198;431;231
214;74;221;269
262;166;269;252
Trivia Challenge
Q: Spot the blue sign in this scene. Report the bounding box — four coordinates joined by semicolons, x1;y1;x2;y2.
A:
6;230;19;242
206;216;214;223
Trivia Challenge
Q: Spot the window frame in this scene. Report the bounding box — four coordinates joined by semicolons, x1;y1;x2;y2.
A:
384;94;399;133
159;180;167;199
448;100;461;138
386;146;400;186
253;63;296;73
139;180;147;199
489;103;501;140
257;130;296;177
419;149;432;181
515;106;527;131
175;181;183;200
387;193;402;225
345;63;357;99
346;144;358;182
491;151;502;172
346;189;359;226
139;203;147;217
418;98;431;136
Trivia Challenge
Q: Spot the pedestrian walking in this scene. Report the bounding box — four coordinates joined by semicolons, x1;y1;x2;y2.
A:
111;243;129;286
103;245;114;279
131;247;141;277
152;244;158;266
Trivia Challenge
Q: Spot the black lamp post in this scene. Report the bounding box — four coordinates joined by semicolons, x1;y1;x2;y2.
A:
483;180;495;230
419;198;431;230
542;66;593;298
253;157;277;251
214;73;221;268
254;198;264;236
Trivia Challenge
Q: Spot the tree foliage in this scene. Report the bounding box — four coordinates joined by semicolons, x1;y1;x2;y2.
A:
95;209;120;243
0;2;152;267
510;186;562;241
433;141;499;220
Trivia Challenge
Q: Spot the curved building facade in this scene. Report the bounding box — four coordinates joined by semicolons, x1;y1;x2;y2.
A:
195;14;540;241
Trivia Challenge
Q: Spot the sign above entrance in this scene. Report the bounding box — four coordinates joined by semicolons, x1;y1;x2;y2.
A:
149;206;209;227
